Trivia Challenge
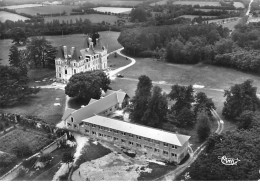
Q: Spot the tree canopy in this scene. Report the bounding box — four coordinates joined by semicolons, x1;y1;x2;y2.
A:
196;111;211;142
65;70;111;102
222;80;260;120
0;66;39;107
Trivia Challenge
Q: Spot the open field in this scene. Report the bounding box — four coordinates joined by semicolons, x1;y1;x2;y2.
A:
234;2;245;8
0;84;66;126
44;31;122;53
0;31;121;66
93;7;132;14
178;15;217;20
208;17;240;31
16;5;79;16
44;14;119;24
2;4;45;9
0;128;52;154
0;11;29;22
150;0;169;6
79;0;142;6
173;1;221;7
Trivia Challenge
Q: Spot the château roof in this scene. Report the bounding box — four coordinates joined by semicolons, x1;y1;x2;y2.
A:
71;47;82;61
56;46;65;59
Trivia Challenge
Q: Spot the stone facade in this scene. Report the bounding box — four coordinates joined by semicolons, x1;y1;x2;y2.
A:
55;36;108;83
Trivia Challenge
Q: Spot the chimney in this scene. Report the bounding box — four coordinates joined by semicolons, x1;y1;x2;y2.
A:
63;46;67;59
70;47;75;56
89;42;94;50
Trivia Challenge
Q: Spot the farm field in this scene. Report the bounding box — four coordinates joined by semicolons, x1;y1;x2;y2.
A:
150;0;169;6
44;14;119;24
1;4;45;9
0;128;52;154
0;11;29;22
16;5;79;16
93;7;132;14
233;2;245;8
173;1;221;6
80;0;142;6
178;15;217;20
208;17;240;31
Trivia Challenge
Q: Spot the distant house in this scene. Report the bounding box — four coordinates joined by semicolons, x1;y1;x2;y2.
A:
55;35;108;83
63;90;190;164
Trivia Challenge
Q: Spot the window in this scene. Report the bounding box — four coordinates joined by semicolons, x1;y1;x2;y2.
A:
114;137;118;141
163;143;168;147
129;141;134;145
163;151;168;155
98;133;103;137
74;124;77;129
114;130;118;134
172;145;177;149
100;126;103;130
171;153;177;157
154;148;160;153
92;131;96;135
108;129;111;132
65;69;67;74
92;125;95;128
67;123;71;127
144;145;152;150
85;129;89;133
154;141;160;145
121;132;126;136
71;117;74;122
59;74;61;78
129;134;134;138
73;63;76;66
136;136;141;140
121;139;126;143
74;69;76;74
136;143;141;148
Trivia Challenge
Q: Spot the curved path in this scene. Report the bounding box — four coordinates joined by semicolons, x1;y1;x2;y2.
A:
156;109;225;181
107;48;136;78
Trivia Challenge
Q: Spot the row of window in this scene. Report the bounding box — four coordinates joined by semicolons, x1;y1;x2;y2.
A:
89;130;178;158
82;122;179;149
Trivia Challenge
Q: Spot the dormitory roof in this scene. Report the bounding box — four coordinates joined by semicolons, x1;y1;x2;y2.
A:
62;90;127;123
83;115;190;146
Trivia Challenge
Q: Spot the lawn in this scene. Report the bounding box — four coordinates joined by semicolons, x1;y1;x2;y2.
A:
173;1;221;7
45;31;122;53
0;11;29;23
108;53;131;69
0;128;52;154
16;5;79;16
44;14;119;24
0;31;121;66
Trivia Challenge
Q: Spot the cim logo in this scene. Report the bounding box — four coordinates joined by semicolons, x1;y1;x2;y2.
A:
218;155;240;166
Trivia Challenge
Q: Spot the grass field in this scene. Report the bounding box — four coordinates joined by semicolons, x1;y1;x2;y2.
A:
16;5;79;16
44;14;119;24
79;0;142;6
93;7;132;14
0;31;122;66
2;4;44;9
0;128;52;154
45;31;122;53
173;1;221;7
0;11;29;23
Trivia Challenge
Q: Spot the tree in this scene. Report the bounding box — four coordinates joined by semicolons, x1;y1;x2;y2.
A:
176;107;195;128
130;7;147;22
26;37;57;68
222;80;260;120
141;86;168;128
65;71;111;102
189;126;260;180
12;142;32;158
129;75;152;123
196;111;211;142
237;110;255;129
62;152;74;168
10;27;27;45
194;92;216;117
0;66;39;107
168;84;194;114
9;45;20;67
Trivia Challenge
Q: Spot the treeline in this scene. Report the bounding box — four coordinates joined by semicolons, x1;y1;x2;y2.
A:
118;23;260;73
0;18;114;40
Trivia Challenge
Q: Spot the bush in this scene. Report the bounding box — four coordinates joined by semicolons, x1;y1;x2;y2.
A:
0;153;17;167
138;50;155;57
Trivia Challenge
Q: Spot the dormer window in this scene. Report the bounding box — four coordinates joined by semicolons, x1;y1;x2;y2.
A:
71;117;74;122
65;69;67;75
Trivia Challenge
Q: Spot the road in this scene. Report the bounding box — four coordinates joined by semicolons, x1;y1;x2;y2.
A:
155;108;225;181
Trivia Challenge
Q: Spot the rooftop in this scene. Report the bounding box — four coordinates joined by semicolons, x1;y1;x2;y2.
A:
82;115;190;146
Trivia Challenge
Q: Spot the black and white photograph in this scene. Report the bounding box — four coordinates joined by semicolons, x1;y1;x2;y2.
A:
0;0;259;181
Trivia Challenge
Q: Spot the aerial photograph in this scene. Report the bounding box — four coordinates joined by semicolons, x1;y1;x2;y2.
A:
0;0;259;181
